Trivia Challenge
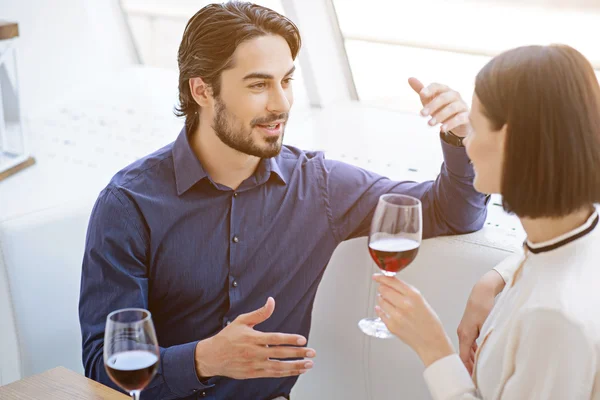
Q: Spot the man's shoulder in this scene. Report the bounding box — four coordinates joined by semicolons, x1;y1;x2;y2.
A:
279;144;324;163
107;141;175;192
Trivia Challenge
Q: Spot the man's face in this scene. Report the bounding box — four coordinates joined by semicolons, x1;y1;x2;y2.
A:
212;34;295;158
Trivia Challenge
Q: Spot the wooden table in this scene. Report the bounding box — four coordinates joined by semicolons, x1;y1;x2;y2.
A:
0;367;130;399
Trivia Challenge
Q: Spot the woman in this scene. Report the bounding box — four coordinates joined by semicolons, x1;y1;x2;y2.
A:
374;44;600;399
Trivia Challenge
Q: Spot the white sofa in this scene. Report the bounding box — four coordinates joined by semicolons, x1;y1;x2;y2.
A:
0;197;515;399
0;200;94;382
0;239;21;385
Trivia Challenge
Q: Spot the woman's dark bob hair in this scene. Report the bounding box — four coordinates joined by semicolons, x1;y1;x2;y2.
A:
475;44;600;218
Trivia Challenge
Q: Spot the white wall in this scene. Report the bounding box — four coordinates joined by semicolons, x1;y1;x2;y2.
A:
0;0;137;114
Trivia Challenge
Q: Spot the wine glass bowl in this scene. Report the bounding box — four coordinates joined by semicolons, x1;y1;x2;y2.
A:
104;308;160;399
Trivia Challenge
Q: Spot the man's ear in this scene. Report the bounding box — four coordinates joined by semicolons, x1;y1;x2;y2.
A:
189;77;213;108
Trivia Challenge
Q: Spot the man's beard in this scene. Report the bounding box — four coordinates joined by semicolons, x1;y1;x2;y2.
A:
212;97;287;158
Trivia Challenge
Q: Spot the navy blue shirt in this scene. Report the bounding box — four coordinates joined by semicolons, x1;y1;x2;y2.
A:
79;128;487;399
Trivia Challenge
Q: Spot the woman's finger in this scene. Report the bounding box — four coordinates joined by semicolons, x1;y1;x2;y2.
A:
373;275;414;296
377;293;402;320
375;305;393;328
378;284;407;310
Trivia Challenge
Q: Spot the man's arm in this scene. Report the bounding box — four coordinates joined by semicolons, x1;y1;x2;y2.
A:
321;138;487;242
79;188;211;399
320;80;487;241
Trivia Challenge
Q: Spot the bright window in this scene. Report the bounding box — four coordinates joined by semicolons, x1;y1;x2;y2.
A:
333;0;600;112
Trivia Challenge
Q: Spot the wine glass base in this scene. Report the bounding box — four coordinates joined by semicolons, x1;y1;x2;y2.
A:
358;317;394;339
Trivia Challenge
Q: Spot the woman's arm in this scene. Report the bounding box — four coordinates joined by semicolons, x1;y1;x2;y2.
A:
374;276;596;400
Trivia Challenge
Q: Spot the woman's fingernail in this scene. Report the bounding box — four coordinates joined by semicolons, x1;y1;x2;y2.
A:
441;124;447;132
422;88;430;97
306;350;315;357
421;108;429;116
429;118;437;125
304;361;314;369
297;337;307;345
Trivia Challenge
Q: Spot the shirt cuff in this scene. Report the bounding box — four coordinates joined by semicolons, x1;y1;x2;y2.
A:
162;341;214;397
423;354;476;400
440;139;475;179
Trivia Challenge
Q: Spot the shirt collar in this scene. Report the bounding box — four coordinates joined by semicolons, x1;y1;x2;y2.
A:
173;127;208;196
172;126;287;196
260;155;287;186
525;208;599;254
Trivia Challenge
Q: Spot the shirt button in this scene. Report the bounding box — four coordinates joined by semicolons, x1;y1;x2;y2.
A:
232;235;239;243
233;192;238;198
226;320;231;325
201;391;207;397
232;280;238;288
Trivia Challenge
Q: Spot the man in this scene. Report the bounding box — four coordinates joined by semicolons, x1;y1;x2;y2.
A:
79;2;488;399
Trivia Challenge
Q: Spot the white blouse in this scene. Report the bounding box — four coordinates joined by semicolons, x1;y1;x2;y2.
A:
423;207;600;400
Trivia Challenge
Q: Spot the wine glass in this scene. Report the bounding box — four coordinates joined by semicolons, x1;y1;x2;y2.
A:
104;308;160;400
358;194;423;339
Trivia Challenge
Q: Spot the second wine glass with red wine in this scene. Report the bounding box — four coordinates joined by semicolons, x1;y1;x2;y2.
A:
104;308;160;400
358;194;422;339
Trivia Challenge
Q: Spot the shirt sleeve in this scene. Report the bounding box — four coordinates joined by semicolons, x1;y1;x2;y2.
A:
422;308;596;400
424;354;479;400
79;187;213;399
320;139;488;241
492;254;523;285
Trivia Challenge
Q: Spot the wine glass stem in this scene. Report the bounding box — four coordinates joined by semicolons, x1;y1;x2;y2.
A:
130;390;141;400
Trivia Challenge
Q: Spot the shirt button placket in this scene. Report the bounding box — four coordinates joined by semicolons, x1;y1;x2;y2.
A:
229;190;241;313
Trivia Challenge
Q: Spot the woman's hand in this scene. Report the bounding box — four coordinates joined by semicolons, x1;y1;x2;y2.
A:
374;274;455;368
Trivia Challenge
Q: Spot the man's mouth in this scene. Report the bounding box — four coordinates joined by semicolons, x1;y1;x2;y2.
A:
258;123;279;129
255;121;285;136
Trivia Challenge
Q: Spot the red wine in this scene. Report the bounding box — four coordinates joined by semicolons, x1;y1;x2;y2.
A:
106;351;159;391
369;237;420;273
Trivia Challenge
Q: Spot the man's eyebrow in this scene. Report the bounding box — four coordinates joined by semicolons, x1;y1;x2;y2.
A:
285;65;296;76
242;66;296;81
